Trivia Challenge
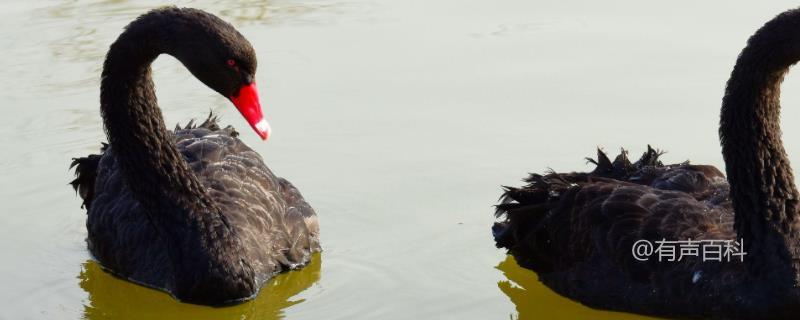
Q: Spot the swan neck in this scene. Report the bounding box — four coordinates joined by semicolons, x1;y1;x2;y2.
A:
100;31;214;222
721;10;800;276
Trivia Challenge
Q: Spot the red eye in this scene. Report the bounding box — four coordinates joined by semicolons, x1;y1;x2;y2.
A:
227;59;236;66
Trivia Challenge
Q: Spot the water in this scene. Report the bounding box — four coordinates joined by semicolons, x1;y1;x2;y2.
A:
2;0;800;319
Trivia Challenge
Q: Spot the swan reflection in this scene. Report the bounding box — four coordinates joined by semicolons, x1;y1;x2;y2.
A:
495;255;654;320
79;253;321;320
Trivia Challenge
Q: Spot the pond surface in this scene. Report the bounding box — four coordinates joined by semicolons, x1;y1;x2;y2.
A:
2;0;800;319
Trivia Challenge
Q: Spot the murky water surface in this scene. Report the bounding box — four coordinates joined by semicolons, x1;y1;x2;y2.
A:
2;1;800;319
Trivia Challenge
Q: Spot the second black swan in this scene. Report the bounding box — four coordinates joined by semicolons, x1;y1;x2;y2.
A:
70;7;320;305
494;8;800;320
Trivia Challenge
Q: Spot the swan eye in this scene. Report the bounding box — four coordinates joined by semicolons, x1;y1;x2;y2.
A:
227;59;237;67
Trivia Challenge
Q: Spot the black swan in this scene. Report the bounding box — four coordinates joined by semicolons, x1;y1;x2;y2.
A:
493;8;800;319
69;7;320;305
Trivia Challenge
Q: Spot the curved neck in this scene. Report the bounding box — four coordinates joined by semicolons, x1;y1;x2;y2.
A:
100;22;214;228
99;10;254;301
721;10;800;278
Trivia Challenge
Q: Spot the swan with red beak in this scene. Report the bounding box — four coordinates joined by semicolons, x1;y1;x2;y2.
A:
230;83;270;140
72;7;320;306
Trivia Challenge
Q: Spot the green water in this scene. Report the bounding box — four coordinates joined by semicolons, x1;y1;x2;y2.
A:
2;0;800;319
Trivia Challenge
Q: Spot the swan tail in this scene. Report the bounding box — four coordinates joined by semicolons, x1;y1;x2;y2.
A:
494;146;668;273
70;143;108;209
493;171;587;273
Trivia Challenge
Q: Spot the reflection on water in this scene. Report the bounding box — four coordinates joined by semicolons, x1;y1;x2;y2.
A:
79;253;322;320
31;0;353;94
495;256;657;320
211;0;357;25
42;0;164;64
40;0;352;60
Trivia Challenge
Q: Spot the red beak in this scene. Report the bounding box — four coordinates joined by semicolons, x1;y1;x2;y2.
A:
230;83;270;140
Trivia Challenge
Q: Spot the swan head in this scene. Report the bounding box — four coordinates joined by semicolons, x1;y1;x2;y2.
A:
165;8;270;140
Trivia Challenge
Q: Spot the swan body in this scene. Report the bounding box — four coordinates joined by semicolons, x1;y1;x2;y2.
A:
494;8;800;320
70;8;320;305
